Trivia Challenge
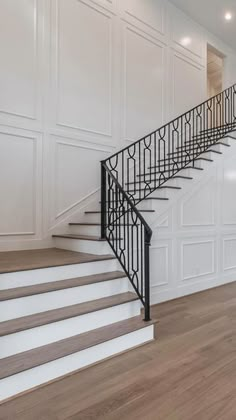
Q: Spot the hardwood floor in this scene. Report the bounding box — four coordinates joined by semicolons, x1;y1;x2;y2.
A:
1;282;236;420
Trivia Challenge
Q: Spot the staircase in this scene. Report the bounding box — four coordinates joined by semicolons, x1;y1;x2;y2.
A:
0;84;236;402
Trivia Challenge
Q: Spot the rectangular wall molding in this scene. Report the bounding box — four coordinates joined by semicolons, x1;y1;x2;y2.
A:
150;244;169;287
223;237;236;271
0;127;42;237
180;239;215;282
0;0;42;126
54;0;113;138
122;0;166;40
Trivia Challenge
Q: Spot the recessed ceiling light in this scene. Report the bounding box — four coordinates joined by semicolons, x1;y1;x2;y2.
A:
225;12;232;21
181;37;191;47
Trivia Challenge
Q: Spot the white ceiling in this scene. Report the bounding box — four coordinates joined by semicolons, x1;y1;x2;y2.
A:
170;0;236;51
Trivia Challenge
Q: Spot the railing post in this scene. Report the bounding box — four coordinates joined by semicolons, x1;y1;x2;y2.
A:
144;228;152;321
101;162;106;239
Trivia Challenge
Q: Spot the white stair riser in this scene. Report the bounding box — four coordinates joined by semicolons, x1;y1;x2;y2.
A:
133;199;152;210
181;166;202;177
126;177;184;190
0;300;141;358
83;213;101;223
54;237;111;255
0;278;129;322
83;209;155;223
201;151;219;160
69;225;101;236
0;325;154;402
0;259;120;291
210;144;225;152
131;189;179;207
196;157;214;169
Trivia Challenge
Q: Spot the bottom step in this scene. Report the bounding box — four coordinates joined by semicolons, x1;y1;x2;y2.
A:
0;316;155;402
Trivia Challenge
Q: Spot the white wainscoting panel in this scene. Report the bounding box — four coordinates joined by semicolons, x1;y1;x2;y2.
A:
170;4;204;61
181;177;216;227
222;158;236;225
0;129;40;236
150;244;169;287
171;52;204;116
56;0;112;136
124;26;165;141
0;0;39;121
53;138;108;219
123;0;165;38
151;142;236;304
181;239;215;281
223;237;236;271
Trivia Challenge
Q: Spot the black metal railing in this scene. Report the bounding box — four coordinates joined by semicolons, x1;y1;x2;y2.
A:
101;163;152;320
101;83;236;320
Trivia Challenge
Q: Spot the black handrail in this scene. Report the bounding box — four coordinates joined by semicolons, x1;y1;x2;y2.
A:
105;84;236;162
101;83;236;320
101;161;152;321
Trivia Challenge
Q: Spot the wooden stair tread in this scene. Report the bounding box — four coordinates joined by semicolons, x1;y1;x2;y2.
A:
181;166;203;170
53;234;105;241
199;122;236;133
69;223;100;226
172;175;193;180
169;149;222;157
85;210;155;213
0;292;138;337
126;188;168;193
196;157;213;162
0;248;115;274
137;171;195;178
158;186;181;190
177;141;230;149
0;316;156;380
0;271;126;301
204;149;222;154
143;197;169;201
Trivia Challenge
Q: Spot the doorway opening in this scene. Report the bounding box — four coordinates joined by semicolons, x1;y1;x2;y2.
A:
207;45;224;98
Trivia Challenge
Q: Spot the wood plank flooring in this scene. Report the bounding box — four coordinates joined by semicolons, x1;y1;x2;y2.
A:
0;248;115;274
1;282;236;419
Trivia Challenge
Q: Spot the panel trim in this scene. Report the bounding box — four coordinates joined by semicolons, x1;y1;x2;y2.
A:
0;129;40;236
123;24;166;142
150;244;169;287
171;50;204;117
123;0;166;39
0;0;39;121
169;3;204;61
181;239;215;281
54;0;113;137
223;237;236;271
53;138;108;219
180;180;216;227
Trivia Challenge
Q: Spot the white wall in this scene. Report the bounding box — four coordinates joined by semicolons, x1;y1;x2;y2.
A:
0;0;236;251
150;141;236;304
